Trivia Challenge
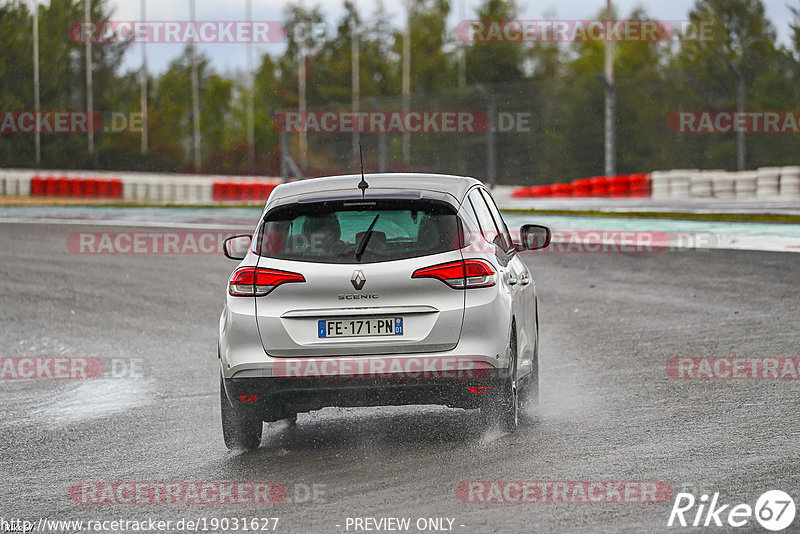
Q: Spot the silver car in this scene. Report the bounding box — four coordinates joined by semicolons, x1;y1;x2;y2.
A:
218;173;551;449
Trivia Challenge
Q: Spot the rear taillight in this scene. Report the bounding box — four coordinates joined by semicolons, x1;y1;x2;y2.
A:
411;259;496;289
228;267;305;296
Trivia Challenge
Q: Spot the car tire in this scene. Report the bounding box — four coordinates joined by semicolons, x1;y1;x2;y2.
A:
500;326;520;431
519;340;538;425
220;374;262;451
481;324;519;432
520;322;539;411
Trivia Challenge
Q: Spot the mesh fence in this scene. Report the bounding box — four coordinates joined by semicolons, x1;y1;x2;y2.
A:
283;80;657;186
283;77;800;186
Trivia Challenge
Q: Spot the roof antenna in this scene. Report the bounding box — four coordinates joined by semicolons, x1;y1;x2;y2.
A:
357;142;369;199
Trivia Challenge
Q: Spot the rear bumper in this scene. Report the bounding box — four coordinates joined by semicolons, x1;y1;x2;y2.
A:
221;369;506;422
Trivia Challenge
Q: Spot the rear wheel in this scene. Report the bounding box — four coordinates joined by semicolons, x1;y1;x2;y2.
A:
220;375;262;450
520;324;539;414
482;325;519;432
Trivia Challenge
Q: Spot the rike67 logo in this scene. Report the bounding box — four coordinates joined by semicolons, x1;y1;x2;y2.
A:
668;490;796;531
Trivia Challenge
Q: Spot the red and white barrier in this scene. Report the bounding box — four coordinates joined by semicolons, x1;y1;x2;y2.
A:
512;167;800;200
0;169;282;203
30;175;123;198
3;166;799;203
512;173;651;199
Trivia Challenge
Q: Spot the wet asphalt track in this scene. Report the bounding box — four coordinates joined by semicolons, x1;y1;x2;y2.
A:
1;220;799;533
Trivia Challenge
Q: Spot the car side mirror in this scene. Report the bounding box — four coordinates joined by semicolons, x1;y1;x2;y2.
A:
222;234;252;260
519;224;551;250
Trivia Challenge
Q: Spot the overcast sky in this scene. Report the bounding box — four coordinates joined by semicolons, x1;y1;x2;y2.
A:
105;0;796;75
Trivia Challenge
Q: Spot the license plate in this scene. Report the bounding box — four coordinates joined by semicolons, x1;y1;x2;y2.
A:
318;317;403;338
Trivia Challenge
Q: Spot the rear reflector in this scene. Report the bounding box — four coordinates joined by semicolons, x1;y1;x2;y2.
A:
412;259;496;289
467;386;493;394
229;267;305;296
238;394;259;403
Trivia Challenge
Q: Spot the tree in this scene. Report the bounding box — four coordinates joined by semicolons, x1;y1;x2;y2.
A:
0;0;129;169
393;0;455;94
149;48;235;172
670;0;787;168
465;0;525;84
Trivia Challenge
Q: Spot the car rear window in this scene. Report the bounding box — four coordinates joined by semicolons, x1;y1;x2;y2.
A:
253;199;462;264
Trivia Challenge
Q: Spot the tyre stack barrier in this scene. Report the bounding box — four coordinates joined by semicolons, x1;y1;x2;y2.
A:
147;180;164;202
628;173;651;197
711;171;736;199
511;184;544;197
530;185;553;197
780;166;800;199
30;175;45;195
510;186;532;198
734;171;757;199
58;176;72;196
589;176;610;196
0;170;32;196
212;181;278;202
512;173;652;198
571;178;592;197
756;167;781;199
551;183;572;198
608;175;630;198
668;170;692;198
30;175;124;199
119;175;279;203
0;169;283;203
510;166;800;200
689;171;714;198
649;171;669;198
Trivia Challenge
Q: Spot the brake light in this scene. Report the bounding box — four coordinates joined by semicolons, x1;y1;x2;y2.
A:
229;267;305;296
411;259;496;289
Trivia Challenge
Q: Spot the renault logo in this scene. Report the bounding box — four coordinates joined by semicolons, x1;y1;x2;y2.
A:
351;270;366;290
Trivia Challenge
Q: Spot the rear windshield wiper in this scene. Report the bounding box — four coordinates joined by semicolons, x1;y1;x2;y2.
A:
354;214;380;262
